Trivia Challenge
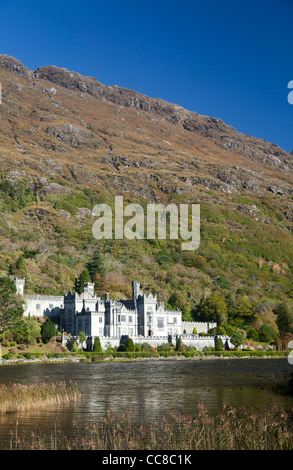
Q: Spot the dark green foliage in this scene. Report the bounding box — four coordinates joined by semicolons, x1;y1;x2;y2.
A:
213;276;230;289
0;178;36;211
175;336;183;351
157;343;172;351
13;317;40;345
125;337;135;352
274;301;293;338
0;277;24;336
75;269;91;294
93;336;102;353
258;324;277;343
215;337;224;351
246;327;259;341
14;254;26;277
40;318;56;344
141;343;153;351
86;246;105;282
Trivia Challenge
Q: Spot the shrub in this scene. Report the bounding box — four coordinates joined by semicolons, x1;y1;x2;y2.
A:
22;353;33;360
176;337;183;351
41;319;56;344
247;327;259;341
125;337;135;352
93;336;102;353
157;343;172;351
215;337;224;351
141;343;153;351
2;353;14;360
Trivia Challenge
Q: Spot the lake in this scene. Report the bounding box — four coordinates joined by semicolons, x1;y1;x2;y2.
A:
0;357;292;448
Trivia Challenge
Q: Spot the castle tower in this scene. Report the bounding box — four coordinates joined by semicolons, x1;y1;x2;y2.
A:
83;282;95;296
132;281;142;310
13;277;25;296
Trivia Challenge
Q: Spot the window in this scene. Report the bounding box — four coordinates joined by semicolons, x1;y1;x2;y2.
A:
157;317;164;329
99;317;103;323
36;304;41;310
129;316;133;323
147;316;152;325
173;317;177;324
121;315;126;322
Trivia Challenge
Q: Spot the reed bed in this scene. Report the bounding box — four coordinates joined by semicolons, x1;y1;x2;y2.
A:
5;402;293;450
0;381;81;414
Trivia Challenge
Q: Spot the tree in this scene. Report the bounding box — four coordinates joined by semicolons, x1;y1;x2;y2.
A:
93;336;102;353
15;254;26;275
231;329;247;350
215;337;224;351
9;254;26;277
13;317;41;345
86;246;105;283
274;301;293;338
0;277;24;338
246;327;259;342
78;331;86;348
125;337;135;352
196;293;228;325
176;336;183;351
75;268;91;294
67;337;79;352
168;291;192;321
258;324;277;343
40;318;56;344
226;294;254;325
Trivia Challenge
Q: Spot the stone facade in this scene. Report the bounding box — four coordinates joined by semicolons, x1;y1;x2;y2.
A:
61;280;182;339
15;278;218;349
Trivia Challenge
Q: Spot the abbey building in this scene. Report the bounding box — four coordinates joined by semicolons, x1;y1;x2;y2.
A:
13;278;221;349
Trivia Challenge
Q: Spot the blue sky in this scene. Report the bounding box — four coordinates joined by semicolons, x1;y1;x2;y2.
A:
1;0;293;152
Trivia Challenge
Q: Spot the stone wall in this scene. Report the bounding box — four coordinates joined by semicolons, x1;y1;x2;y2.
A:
86;334;232;352
182;321;217;334
24;294;64;319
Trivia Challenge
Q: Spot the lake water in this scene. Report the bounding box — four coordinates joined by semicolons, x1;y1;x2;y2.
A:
0;358;292;448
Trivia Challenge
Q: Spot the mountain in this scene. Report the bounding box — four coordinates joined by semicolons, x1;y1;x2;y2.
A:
0;54;293;326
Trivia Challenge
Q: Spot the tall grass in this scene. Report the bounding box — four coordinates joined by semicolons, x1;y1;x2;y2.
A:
0;381;81;414
5;402;293;450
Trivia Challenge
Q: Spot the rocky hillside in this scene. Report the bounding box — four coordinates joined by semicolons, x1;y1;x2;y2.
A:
0;54;293;326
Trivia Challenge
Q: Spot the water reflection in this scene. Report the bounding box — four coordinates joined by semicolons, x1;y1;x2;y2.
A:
0;358;292;447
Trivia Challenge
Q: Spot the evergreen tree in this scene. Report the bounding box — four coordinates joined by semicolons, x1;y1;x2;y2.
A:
75;268;91;294
125;337;135;351
93;336;102;353
215;337;224;351
40;318;56;344
86;246;105;283
16;254;26;272
9;254;26;277
0;277;24;337
176;336;183;351
274;301;293;338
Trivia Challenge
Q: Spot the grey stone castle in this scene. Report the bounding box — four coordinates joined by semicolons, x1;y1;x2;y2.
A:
13;277;225;350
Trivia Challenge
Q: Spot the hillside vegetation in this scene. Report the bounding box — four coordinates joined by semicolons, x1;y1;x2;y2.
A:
0;55;293;342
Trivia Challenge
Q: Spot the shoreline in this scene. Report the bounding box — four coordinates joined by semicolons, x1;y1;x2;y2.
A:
0;352;289;366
